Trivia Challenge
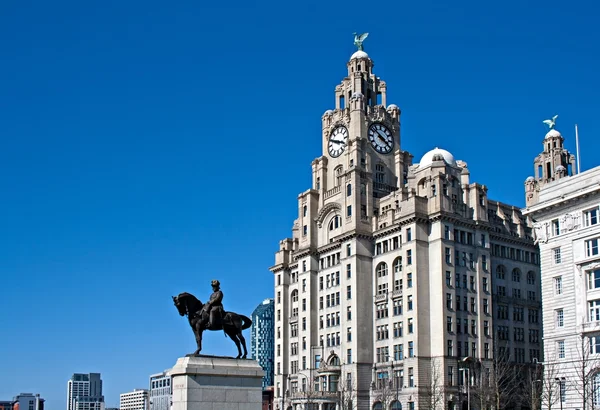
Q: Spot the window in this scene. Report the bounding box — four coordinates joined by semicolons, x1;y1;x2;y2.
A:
347;205;352;217
445;247;451;264
483;277;489;292
447;340;453;356
555;276;563;294
584;207;599;227
512;268;521;282
347;184;352;196
586;238;599;257
553;247;562;264
329;215;341;230
552;219;560;236
346;243;351;256
589;269;600;290
446;271;451;286
590;300;600;322
445;225;451;240
376;262;388;277
447;316;452;332
406;228;412;241
407;250;412;265
556;309;564;327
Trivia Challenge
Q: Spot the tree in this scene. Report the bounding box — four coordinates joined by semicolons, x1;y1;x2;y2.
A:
422;357;445;410
371;371;397;409
570;334;600;410
519;363;543;410
471;342;520;410
336;378;357;410
538;358;561;410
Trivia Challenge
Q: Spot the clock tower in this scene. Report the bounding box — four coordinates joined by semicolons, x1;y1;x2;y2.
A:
271;41;413;410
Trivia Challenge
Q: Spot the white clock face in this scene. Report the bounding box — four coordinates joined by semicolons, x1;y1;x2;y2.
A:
328;126;349;158
368;123;394;154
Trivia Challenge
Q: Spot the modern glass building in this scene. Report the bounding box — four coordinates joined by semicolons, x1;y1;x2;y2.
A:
251;298;274;389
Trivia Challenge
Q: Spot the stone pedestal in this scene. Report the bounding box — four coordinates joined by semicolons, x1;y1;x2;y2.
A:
168;355;264;410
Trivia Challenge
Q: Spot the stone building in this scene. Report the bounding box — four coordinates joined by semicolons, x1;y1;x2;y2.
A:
522;125;600;408
270;43;541;410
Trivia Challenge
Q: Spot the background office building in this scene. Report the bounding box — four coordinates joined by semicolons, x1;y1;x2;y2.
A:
523;124;600;408
12;395;44;410
271;43;542;410
119;390;148;410
149;372;171;410
251;298;275;389
67;373;104;410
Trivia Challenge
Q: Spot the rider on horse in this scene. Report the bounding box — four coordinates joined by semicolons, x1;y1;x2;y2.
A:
200;279;224;329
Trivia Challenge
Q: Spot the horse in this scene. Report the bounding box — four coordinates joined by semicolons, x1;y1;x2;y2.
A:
172;292;252;358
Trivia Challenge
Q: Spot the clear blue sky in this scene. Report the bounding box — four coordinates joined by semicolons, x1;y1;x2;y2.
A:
1;0;599;408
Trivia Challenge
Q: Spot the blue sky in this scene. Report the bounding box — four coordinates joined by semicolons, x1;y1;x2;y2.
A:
1;0;599;408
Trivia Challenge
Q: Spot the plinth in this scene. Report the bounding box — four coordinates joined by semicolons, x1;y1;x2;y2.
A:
168;355;264;410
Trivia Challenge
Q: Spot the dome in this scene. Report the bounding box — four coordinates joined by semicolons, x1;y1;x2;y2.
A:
419;147;457;168
323;109;334;116
526;176;535;182
350;50;369;60
545;129;562;139
556;165;566;173
387;104;399;111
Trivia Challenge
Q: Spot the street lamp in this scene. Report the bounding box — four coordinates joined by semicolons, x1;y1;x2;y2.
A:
460;357;473;410
555;378;565;410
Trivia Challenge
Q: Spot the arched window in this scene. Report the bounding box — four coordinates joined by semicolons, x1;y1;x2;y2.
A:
393;257;402;273
291;290;298;303
496;265;505;279
347;183;352;196
527;271;536;285
512;268;521;282
376;262;388;278
329;215;342;231
390;401;402;410
373;403;383;410
329;355;340;366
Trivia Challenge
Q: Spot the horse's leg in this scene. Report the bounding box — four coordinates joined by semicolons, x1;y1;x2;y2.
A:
226;327;242;358
238;332;248;359
193;323;203;355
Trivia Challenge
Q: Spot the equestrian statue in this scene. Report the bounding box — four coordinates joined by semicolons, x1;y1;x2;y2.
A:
172;280;252;358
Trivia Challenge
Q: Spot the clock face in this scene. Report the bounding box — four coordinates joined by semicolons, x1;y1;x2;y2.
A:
328;125;349;158
368;123;394;154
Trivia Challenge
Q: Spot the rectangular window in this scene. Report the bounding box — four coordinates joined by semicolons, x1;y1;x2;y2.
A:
553;247;562;264
483;277;488;292
346;244;351;256
589;269;600;290
556;309;564;327
407;250;412;265
447;316;452;332
347;205;352;217
445;247;452;264
406;228;412;241
589;300;600;322
552;219;560;236
557;340;565;358
586;238;599;257
555;276;563;294
584;207;599;227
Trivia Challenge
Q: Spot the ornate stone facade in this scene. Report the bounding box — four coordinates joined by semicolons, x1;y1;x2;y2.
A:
271;47;541;410
523;150;600;408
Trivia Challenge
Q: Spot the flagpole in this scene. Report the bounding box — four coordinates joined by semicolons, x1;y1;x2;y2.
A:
575;124;581;174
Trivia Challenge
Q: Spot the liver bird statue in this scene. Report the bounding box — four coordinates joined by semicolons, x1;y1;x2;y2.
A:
543;114;558;129
353;32;369;51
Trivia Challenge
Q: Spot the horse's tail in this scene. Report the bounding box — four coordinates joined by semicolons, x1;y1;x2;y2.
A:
239;314;253;330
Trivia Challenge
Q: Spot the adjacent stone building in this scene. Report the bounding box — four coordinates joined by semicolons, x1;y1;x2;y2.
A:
270;44;542;410
522;125;600;408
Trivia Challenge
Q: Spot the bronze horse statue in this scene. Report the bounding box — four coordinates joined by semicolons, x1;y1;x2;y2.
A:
172;292;252;358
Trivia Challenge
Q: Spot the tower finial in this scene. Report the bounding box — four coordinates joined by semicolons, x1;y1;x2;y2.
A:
542;114;558;130
353;32;369;51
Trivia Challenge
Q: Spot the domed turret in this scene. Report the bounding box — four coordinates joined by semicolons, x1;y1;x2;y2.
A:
418;147;457;168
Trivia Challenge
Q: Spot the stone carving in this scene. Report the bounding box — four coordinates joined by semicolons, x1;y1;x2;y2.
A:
172;284;252;358
533;222;548;244
561;212;580;231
